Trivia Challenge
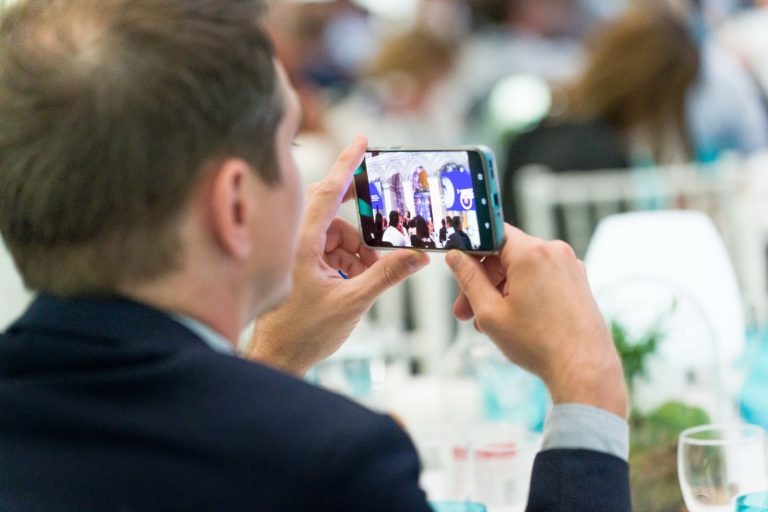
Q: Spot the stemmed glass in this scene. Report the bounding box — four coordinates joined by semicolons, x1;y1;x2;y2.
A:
678;424;768;512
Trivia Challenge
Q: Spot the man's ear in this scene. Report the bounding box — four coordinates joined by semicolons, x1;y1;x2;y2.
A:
209;158;257;260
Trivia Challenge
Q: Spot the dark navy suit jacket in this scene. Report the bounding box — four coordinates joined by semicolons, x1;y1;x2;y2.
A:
0;296;630;511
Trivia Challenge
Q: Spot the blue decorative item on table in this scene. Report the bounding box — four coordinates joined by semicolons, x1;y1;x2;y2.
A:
737;491;768;512
740;328;768;428
429;500;487;512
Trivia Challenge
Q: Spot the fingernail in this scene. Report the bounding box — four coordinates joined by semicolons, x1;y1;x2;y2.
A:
446;251;462;271
407;253;428;273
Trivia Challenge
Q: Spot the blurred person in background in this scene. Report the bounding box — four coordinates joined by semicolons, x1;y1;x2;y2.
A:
264;1;377;184
416;0;474;38
673;0;768;160
447;0;588;124
326;27;461;146
265;0;374;95
501;5;700;226
717;0;768;121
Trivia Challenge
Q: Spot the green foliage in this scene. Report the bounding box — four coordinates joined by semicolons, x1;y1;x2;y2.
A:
632;401;711;451
629;402;711;512
608;303;709;512
646;401;710;440
610;319;664;393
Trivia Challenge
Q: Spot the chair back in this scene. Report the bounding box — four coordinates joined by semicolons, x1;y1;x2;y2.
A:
515;157;768;325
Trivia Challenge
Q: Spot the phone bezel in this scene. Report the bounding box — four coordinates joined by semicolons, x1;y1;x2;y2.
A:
354;146;505;255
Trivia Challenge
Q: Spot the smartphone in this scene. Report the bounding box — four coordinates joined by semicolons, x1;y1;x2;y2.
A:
354;146;505;254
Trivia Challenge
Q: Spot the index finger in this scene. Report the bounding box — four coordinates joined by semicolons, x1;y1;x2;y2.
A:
302;135;368;236
305;181;356;204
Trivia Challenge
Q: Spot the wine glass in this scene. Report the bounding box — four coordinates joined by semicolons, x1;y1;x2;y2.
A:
678;424;768;512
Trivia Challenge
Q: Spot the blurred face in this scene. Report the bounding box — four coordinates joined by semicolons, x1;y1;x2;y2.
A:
248;62;304;314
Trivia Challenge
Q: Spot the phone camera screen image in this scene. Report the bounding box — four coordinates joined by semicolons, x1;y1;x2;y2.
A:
354;149;502;253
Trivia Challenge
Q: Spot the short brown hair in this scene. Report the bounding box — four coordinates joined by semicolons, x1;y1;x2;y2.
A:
0;0;282;295
368;29;457;91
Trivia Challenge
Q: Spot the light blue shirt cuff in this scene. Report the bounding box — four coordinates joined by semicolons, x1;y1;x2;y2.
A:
541;403;629;461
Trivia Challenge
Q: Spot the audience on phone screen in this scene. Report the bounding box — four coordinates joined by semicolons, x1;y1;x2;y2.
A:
444;216;472;251
410;216;436;249
382;210;412;247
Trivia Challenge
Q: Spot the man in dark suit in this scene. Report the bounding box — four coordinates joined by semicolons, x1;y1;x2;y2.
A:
0;1;630;511
444;216;473;251
438;218;448;245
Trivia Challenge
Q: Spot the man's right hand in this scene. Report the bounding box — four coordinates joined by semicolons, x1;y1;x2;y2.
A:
446;225;628;418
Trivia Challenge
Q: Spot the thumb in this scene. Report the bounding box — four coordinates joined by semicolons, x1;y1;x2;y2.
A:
446;251;502;316
350;250;430;300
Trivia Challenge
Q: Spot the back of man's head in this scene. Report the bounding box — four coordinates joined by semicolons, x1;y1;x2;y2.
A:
0;0;280;296
452;216;462;230
388;211;400;228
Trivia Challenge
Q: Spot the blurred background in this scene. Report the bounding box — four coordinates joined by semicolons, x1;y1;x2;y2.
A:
258;1;768;509
3;0;768;510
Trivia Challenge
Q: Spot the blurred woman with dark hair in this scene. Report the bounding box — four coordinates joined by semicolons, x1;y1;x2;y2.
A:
410;216;436;249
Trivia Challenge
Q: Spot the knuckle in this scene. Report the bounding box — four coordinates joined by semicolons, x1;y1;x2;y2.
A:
458;258;478;281
336;148;358;168
382;261;401;288
473;301;497;326
549;240;576;259
314;179;339;199
527;240;550;261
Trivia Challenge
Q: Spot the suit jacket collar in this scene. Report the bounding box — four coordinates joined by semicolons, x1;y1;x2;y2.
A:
6;294;207;353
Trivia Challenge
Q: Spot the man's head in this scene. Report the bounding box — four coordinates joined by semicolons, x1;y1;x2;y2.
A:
0;0;301;308
452;216;463;231
388;211;401;230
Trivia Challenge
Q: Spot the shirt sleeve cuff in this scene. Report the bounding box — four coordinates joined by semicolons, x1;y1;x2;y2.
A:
541;403;629;461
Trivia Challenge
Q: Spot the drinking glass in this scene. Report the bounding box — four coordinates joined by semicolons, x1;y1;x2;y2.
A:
452;423;538;511
678;424;768;512
737;492;768;512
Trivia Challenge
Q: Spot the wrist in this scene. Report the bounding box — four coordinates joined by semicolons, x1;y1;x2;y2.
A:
246;329;311;377
547;354;628;419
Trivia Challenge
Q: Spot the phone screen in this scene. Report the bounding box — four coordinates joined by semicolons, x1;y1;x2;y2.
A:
354;149;502;253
